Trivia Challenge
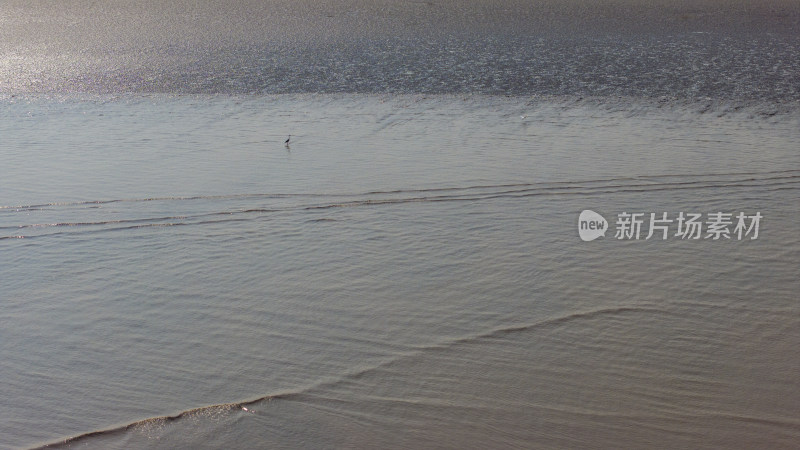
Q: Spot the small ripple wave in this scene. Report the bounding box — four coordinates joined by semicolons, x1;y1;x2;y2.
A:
3;169;799;241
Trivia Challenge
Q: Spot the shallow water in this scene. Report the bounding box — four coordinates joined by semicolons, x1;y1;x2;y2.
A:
1;95;799;448
2;0;800;448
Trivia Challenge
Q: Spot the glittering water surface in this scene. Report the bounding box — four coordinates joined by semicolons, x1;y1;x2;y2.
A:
2;0;799;99
1;0;800;448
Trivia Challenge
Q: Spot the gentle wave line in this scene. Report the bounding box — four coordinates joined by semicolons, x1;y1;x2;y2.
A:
4;170;798;241
35;306;667;448
3;169;799;212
